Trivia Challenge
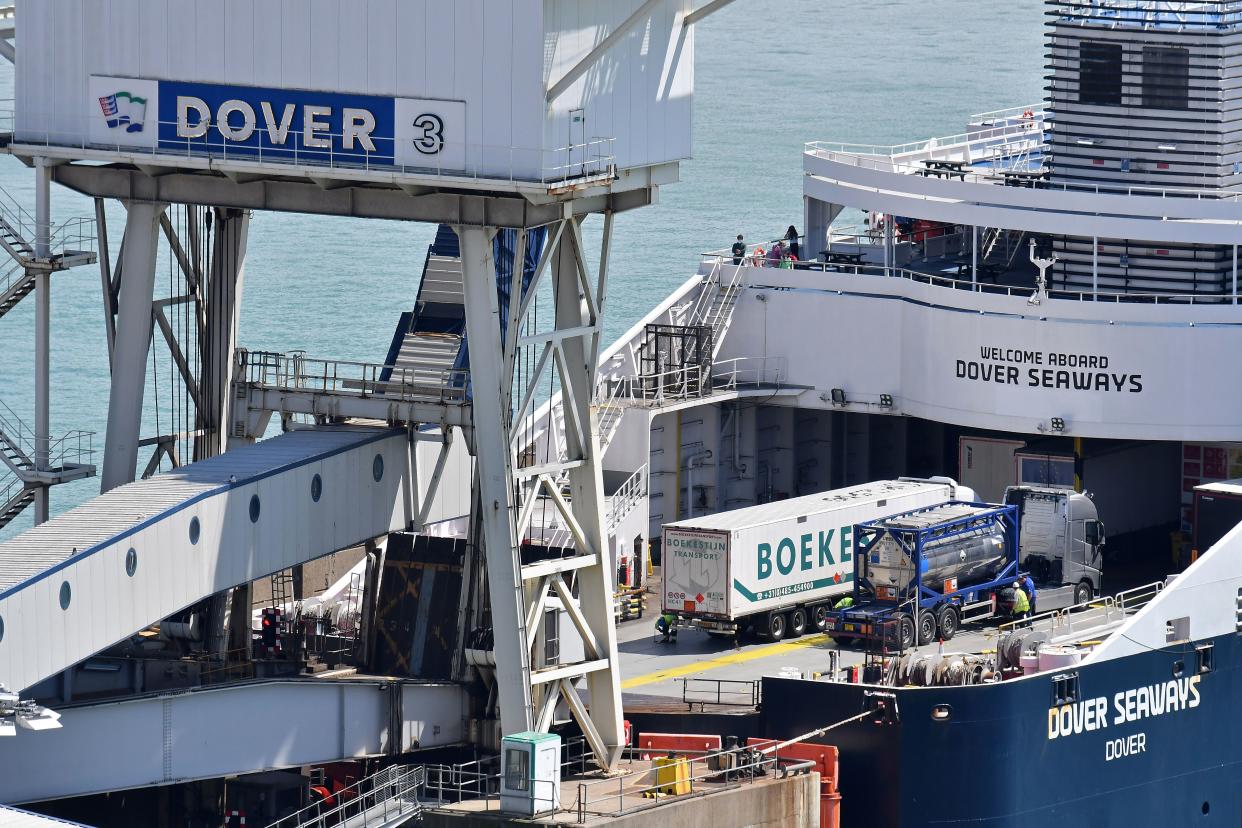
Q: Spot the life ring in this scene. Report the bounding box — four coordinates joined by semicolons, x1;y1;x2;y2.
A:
751;247;765;266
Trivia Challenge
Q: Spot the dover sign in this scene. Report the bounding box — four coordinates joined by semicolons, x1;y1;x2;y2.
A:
89;75;466;171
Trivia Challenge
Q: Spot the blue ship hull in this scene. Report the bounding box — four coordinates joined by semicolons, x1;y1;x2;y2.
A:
762;631;1238;826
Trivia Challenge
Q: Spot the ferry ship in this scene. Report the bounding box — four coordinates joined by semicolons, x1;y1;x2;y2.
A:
546;0;1242;823
0;0;1239;825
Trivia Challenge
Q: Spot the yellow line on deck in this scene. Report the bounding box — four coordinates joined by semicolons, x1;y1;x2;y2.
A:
621;633;829;690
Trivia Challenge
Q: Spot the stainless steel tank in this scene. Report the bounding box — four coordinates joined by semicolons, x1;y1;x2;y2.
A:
918;530;1008;592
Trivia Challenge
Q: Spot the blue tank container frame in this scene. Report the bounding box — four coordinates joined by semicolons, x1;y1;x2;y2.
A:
829;502;1021;652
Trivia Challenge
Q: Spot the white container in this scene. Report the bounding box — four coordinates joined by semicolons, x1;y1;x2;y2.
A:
1020;653;1041;675
662;479;959;622
1038;645;1085;672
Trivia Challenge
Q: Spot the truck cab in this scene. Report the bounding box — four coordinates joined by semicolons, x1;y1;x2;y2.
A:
1002;485;1104;609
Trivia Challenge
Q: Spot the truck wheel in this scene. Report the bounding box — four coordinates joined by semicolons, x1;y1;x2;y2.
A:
813;605;832;632
917;611;937;646
788;608;807;638
936;606;959;642
1074;582;1093;606
766;612;787;642
897;614;916;650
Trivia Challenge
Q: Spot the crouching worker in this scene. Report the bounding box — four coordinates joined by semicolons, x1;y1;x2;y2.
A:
655;612;678;643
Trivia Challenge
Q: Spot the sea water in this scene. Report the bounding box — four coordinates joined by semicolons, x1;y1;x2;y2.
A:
0;0;1045;539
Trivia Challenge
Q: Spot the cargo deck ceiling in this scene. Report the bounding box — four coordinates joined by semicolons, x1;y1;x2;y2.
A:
0;426;413;693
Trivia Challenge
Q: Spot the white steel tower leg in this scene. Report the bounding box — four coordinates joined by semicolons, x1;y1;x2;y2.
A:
458;215;623;768
32;159;51;523
457;224;535;736
550;221;623;767
198;208;249;460
101;201;166;493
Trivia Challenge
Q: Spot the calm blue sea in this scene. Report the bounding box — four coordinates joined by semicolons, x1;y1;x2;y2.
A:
0;0;1045;540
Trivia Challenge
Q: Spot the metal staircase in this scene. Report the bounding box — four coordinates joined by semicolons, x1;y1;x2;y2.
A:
266;765;424;828
390;332;464;387
605;464;647;533
0;191;96;322
418;255;465;306
690;259;746;359
0;397;95;528
0;474;33;531
0;260;33;320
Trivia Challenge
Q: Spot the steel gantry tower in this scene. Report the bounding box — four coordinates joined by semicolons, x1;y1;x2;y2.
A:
1;0;740;773
459;212;623;763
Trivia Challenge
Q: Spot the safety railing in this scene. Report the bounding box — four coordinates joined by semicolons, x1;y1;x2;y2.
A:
265;765;424;828
572;745;810;822
679;677;762;711
606;464;648;532
0;258;25;296
806;142;1242;204
239;349;469;404
696;252;1242;306
809;116;1044;163
0;181;96;262
999;580;1164;640
421;755;501;804
712;356;787;391
1051;0;1242;27
970;103;1047;125
48;216;98;258
1;108;616;188
0;470;25;509
0;397;95;473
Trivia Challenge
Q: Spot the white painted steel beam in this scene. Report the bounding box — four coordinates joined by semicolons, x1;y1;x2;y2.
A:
32;161;50;524
547;0;664;104
48;165;659;227
241;387;472;433
457;225;535;737
199;209;249;459
457;216;624;769
684;0;738;25
0;679;465;804
101;201;166;493
547;225;623;766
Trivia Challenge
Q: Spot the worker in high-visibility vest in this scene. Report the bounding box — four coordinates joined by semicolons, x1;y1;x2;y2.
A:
834;595;855;610
1012;582;1031;620
655;612;678;643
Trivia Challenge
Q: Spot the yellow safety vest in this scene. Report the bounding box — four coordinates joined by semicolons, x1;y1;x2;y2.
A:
1013;588;1030;614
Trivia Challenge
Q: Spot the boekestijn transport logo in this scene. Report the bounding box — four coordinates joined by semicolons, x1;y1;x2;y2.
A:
97;91;147;133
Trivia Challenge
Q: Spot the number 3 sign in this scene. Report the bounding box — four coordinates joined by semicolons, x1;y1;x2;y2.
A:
395;99;465;170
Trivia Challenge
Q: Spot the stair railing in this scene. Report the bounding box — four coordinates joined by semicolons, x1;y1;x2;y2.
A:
606;464;648;532
263;765;424;828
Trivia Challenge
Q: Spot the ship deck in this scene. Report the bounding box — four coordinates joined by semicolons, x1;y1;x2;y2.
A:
618;557;1170;705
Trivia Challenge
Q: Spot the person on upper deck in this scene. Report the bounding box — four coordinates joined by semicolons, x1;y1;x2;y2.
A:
785;225;800;261
731;234;746;265
766;240;785;267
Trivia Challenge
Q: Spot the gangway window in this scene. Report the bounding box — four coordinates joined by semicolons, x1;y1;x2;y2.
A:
1142;46;1190;110
1079;42;1123;106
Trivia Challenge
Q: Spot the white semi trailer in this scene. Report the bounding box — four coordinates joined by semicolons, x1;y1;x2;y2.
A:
660;478;975;640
